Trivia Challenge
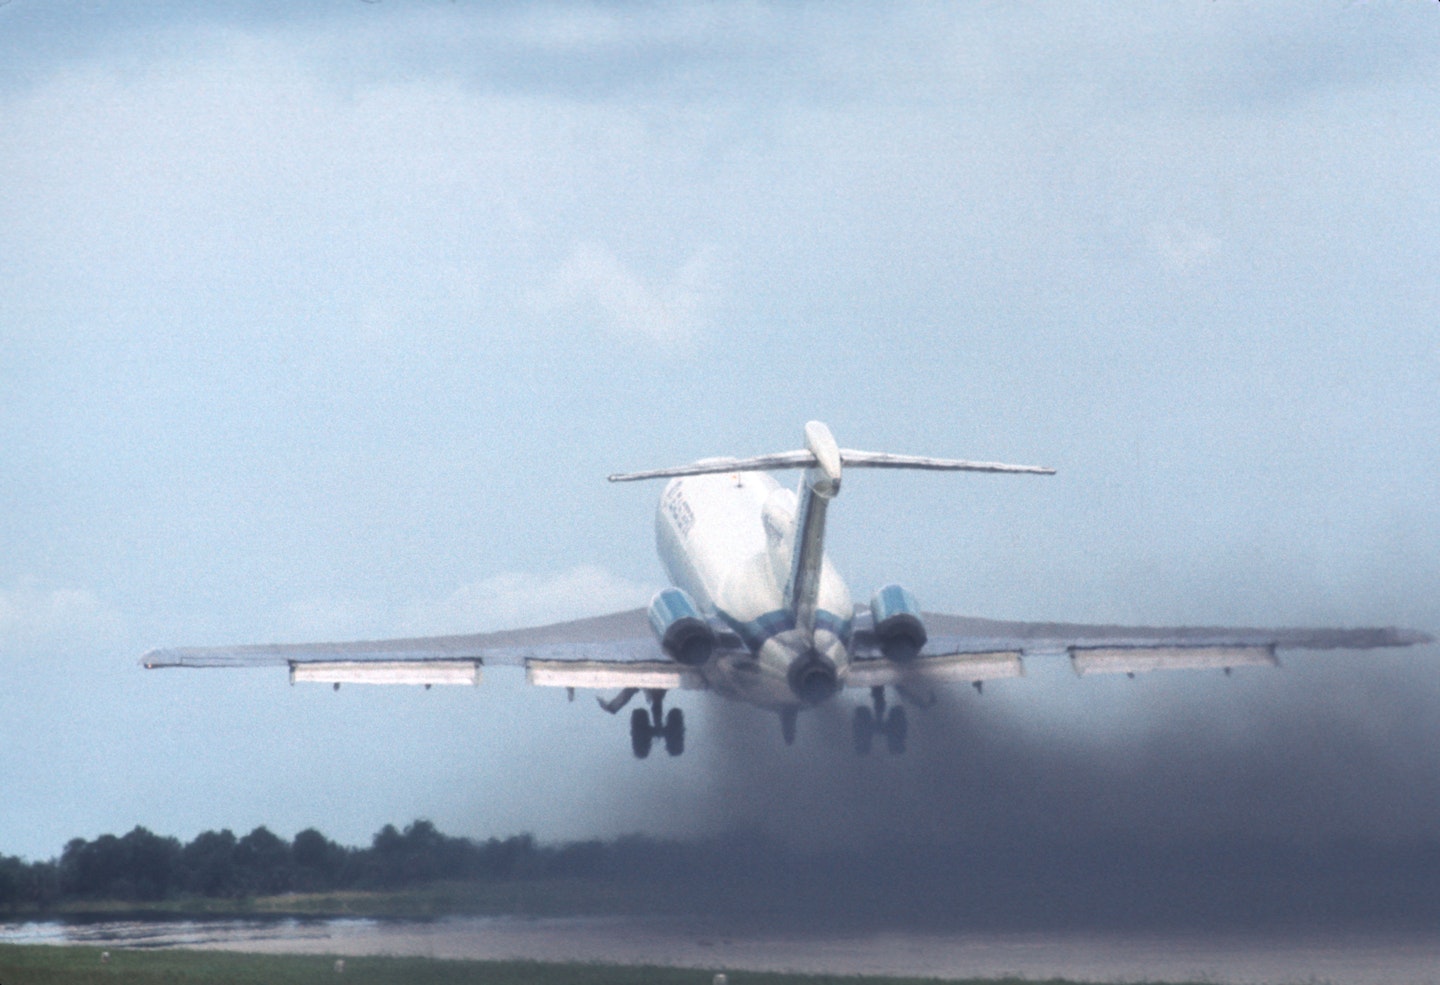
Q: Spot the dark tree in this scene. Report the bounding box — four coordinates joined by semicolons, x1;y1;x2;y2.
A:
234;826;292;895
180;829;239;897
60;834;125;898
120;827;181;900
0;855;21;907
292;827;346;890
474;834;537;880
56;828;179;900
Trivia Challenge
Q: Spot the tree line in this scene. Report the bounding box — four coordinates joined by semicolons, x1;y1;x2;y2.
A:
9;823;1440;927
0;820;631;909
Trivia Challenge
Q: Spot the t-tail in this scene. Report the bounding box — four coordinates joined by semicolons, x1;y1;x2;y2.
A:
610;421;1054;650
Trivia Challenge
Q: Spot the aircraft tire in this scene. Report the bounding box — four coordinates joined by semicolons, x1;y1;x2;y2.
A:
885;705;908;755
663;707;685;757
853;706;874;756
630;708;653;759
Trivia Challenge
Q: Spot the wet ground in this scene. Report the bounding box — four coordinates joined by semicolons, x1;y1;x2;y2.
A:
4;915;1440;983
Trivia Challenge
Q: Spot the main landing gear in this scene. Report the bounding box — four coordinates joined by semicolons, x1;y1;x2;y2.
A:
854;686;907;756
630;689;684;759
598;687;685;759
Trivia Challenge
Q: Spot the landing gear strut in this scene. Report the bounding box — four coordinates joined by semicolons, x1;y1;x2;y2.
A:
853;686;907;756
630;689;684;759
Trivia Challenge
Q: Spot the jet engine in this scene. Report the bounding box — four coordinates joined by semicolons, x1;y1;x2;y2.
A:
788;650;839;704
647;588;716;666
870;584;927;662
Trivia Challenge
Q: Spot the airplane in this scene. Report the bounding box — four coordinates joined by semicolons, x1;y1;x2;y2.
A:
143;421;1432;758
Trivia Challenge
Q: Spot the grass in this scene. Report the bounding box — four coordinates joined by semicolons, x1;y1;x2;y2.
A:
0;943;1132;985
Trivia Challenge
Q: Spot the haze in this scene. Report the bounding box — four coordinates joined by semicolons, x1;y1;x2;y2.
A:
1;1;1437;882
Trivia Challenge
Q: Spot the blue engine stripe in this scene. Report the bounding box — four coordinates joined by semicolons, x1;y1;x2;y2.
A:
717;608;853;653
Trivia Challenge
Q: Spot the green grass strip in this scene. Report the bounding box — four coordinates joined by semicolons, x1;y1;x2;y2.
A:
0;942;1167;985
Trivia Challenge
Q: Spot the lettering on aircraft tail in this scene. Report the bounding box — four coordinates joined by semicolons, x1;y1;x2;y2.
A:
663;482;696;538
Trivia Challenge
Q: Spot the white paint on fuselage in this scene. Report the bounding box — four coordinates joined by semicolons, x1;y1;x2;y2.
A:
655;473;853;710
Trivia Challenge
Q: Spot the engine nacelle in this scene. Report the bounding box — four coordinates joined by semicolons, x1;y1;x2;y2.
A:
647;588;716;666
870;584;927;662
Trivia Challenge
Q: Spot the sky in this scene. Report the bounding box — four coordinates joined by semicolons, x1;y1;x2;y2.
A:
1;1;1438;870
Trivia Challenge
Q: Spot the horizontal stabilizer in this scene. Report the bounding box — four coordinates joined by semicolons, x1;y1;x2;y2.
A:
839;450;1054;474
610;448;1052;482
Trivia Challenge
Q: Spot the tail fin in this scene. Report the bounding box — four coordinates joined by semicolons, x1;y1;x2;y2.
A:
610;421;1054;646
785;422;842;641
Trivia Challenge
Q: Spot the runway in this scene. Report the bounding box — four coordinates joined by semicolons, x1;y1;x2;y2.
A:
5;915;1440;983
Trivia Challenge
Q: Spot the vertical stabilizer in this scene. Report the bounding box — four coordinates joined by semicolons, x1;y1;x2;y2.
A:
784;422;841;642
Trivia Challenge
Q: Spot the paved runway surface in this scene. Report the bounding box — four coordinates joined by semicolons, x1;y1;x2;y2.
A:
5;915;1440;983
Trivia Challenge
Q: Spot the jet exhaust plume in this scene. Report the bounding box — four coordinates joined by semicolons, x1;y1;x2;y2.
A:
662;649;1440;931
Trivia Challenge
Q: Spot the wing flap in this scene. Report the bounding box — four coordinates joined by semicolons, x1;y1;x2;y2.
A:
1070;644;1276;677
290;660;482;686
526;659;705;690
848;650;1024;688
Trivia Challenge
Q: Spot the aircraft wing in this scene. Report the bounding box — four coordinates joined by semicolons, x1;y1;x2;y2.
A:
141;608;716;690
849;611;1431;694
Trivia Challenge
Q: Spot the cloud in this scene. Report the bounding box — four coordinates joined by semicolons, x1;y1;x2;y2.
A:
1150;221;1221;272
274;567;651;640
277;596;388;642
537;243;713;344
0;580;120;647
400;565;652;635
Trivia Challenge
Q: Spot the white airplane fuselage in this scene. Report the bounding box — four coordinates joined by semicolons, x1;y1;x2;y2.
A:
655;471;853;710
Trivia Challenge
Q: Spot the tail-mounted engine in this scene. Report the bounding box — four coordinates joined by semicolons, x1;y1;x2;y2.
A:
647;588;716;666
870;584;927;662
